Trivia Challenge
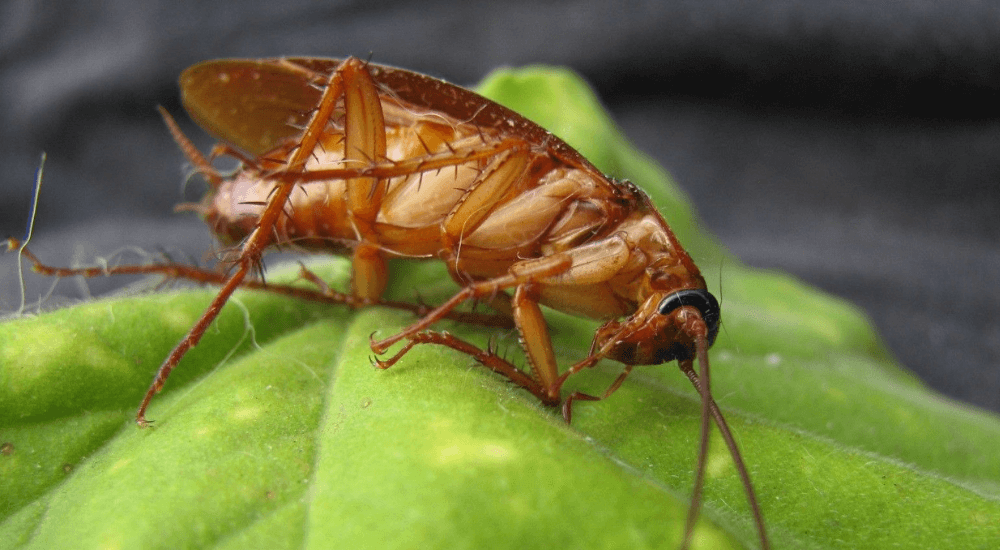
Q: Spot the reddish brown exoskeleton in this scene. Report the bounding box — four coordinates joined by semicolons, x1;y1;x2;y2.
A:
7;57;767;549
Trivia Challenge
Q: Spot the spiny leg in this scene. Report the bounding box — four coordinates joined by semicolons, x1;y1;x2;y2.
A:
267;137;528;186
159;106;223;188
369;249;588;417
337;58;392;303
550;310;656;420
546;326;645;423
3;237;514;329
373;330;550;404
290;261;511;327
365;106;537;351
371;284;641;422
370;238;640;409
133;59;353;426
369;253;571;354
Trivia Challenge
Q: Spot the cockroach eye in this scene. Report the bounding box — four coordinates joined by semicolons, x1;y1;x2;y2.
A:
657;289;721;346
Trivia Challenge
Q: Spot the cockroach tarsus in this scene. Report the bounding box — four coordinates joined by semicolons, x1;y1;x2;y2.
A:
7;57;769;549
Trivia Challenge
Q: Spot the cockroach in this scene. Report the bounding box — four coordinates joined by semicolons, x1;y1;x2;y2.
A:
7;57;768;549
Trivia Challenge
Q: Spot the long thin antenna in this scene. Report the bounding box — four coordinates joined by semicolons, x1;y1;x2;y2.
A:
15;152;46;316
680;335;712;550
681;349;770;550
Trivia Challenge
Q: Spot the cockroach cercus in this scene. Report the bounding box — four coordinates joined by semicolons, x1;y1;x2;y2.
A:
7;57;768;549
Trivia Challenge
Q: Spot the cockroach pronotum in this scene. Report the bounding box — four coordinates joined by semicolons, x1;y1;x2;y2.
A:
7;57;768;549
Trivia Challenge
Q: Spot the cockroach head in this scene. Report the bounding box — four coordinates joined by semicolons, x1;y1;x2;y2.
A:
596;288;720;365
656;289;720;347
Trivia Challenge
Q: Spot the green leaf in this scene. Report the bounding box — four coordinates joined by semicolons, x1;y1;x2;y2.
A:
3;66;1000;550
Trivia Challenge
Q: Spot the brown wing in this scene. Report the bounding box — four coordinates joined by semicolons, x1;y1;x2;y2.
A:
180;59;329;155
180;57;594;171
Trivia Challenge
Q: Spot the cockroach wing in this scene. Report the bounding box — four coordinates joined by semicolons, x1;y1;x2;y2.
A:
181;57;597;172
180;59;332;155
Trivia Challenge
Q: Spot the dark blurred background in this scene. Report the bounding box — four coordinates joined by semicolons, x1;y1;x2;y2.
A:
1;1;998;413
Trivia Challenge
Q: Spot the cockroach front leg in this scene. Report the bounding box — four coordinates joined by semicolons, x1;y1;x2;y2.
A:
369;268;613;415
373;330;550;404
559;365;634;423
370;279;636;420
370;254;572;354
369;256;575;405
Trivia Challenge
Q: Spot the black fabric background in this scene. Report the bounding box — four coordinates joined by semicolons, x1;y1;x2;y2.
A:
2;1;998;413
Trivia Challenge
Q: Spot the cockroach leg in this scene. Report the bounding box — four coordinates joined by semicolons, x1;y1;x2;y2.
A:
560;364;634;423
370;254;573;355
350;243;387;303
5;237;218;284
133;257;249;426
4;238;513;331
135;59;381;426
340;58;387;227
510;282;560;394
207;143;259;168
373;330;547;403
260;137;528;188
158;106;223;188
